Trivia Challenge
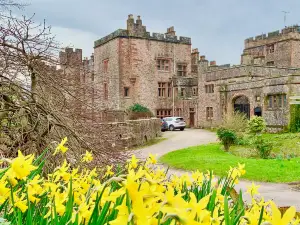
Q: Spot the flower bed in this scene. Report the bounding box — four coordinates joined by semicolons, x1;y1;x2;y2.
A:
0;138;298;224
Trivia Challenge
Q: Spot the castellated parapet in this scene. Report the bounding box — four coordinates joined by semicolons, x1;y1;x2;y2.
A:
94;15;191;48
59;48;83;66
244;25;300;49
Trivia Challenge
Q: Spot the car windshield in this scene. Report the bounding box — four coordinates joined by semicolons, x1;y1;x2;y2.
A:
176;117;184;121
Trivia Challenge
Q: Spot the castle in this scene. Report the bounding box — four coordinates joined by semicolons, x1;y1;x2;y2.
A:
59;15;300;131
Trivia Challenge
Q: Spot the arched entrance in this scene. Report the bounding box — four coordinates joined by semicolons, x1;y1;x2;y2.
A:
254;107;262;117
233;95;250;119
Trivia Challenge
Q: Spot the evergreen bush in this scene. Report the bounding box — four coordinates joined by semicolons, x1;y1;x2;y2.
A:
216;128;237;151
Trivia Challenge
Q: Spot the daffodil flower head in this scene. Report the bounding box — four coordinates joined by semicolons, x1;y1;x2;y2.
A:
147;153;157;165
81;151;93;163
53;137;68;155
10;150;37;180
247;182;260;197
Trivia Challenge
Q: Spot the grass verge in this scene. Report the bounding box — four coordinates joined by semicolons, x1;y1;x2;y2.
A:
233;132;300;157
160;143;300;183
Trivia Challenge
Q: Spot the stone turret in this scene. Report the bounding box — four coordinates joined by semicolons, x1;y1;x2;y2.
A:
191;48;199;65
59;48;82;66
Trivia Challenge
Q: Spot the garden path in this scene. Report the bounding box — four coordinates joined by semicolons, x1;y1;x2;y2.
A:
134;129;300;210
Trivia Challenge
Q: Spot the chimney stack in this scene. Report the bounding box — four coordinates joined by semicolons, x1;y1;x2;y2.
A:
210;61;216;66
166;26;176;36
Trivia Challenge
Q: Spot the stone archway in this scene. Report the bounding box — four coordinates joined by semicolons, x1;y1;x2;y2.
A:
233;95;250;119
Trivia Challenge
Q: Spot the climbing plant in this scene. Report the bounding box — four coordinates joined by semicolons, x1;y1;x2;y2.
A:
289;104;300;132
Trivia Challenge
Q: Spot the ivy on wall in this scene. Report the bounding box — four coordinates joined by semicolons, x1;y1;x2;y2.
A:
289;104;300;132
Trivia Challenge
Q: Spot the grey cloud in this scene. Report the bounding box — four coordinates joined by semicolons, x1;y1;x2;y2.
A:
19;0;300;64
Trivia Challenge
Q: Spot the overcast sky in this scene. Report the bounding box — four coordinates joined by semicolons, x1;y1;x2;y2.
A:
21;0;300;65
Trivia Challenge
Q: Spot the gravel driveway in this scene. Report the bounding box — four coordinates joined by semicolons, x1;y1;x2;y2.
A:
133;129;300;210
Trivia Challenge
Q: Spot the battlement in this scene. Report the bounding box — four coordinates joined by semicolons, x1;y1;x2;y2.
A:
245;25;300;44
94;15;191;48
59;48;83;66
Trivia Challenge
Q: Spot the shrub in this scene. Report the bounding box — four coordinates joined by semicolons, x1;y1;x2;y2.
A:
217;128;237;151
221;111;248;133
128;103;150;112
234;134;252;146
0;139;297;225
247;116;266;135
252;135;273;159
128;103;153;119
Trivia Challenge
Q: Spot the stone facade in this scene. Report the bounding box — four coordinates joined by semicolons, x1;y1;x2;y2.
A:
197;25;300;131
59;16;300;132
93;15;198;127
242;25;300;67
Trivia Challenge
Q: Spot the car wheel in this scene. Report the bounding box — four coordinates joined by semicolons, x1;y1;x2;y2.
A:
169;125;175;131
180;128;184;131
161;129;166;132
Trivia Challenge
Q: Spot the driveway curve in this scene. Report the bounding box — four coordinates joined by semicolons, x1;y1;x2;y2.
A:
134;129;217;159
133;129;300;210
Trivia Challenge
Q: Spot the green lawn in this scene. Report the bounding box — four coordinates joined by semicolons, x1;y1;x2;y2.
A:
160;143;300;183
232;133;300;158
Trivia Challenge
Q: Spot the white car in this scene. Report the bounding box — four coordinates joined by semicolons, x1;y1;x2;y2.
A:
163;117;186;131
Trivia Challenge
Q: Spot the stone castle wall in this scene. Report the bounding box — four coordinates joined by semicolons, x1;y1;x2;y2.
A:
94;15;197;125
85;118;161;151
198;62;300;130
242;26;300;67
94;38;121;110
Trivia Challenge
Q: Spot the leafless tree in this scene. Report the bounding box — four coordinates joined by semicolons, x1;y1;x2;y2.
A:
0;4;127;167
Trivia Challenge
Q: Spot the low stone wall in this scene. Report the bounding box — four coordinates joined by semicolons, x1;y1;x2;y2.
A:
85;118;161;151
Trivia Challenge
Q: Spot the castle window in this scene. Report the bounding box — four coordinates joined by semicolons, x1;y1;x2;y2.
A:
192;87;198;96
103;59;109;73
180;88;185;97
177;63;187;76
205;84;214;93
266;61;275;66
104;83;108;100
167;82;172;97
267;94;287;109
157;59;170;71
206;107;213;120
158;82;166;97
124;87;130;97
267;44;275;53
156;109;171;118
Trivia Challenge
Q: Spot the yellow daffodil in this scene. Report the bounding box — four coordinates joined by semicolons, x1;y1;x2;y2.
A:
147;153;157;164
109;200;129;225
268;202;296;225
13;193;28;213
81;150;93;163
128;155;138;169
1;150;298;225
53;137;68;155
246;182;260;197
10;150;37;180
102;165;114;178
